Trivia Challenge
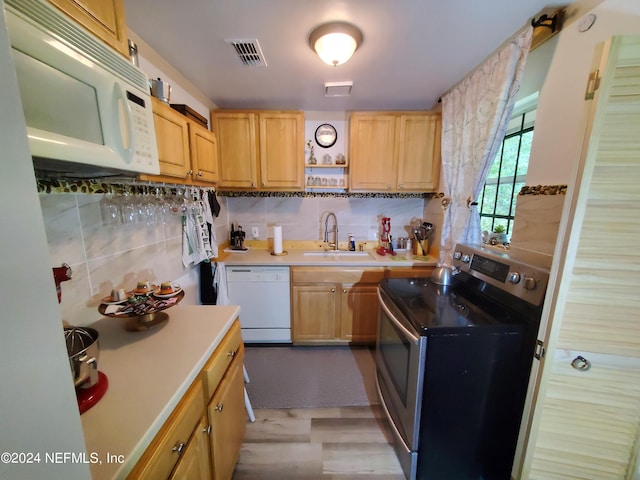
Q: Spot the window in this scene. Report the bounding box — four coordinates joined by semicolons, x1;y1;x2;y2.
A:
479;97;537;238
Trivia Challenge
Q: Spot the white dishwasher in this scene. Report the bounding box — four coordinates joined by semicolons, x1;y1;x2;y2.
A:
226;266;291;343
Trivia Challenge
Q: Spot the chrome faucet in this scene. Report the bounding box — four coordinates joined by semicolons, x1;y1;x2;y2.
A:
324;212;339;251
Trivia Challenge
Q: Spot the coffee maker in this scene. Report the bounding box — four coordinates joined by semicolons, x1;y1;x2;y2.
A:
230;224;246;251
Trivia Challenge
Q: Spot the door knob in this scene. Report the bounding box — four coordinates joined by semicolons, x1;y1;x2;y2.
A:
571;355;591;371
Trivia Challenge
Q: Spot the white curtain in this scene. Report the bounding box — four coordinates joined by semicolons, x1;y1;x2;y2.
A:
438;27;533;267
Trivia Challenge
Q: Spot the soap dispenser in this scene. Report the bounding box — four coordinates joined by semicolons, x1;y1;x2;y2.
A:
349;234;356;251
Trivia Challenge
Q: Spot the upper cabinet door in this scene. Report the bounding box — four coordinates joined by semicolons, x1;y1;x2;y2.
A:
189;122;218;183
396;113;441;192
47;0;129;57
150;99;191;180
213;112;259;189
258;112;304;191
349;113;399;192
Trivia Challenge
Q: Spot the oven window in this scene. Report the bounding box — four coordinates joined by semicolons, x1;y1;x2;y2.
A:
379;309;411;407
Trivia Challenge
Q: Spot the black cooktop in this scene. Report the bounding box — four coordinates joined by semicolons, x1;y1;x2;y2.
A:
379;275;522;335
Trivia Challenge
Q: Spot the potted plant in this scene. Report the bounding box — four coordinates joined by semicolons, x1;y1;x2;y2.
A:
491;225;508;245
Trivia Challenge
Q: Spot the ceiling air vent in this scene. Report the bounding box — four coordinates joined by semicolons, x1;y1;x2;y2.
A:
226;39;267;67
325;81;353;97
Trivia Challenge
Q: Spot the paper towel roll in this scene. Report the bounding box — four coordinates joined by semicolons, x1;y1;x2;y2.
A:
273;225;283;254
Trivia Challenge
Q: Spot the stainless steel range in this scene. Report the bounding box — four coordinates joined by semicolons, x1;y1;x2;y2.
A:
376;243;551;480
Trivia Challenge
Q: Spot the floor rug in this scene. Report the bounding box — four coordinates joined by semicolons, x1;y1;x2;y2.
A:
243;346;379;409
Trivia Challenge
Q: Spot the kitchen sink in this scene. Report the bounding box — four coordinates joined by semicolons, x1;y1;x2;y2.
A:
303;251;372;257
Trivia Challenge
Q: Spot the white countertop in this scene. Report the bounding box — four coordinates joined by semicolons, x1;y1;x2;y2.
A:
80;304;240;480
220;248;437;267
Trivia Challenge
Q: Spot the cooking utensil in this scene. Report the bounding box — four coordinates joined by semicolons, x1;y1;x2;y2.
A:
64;326;100;388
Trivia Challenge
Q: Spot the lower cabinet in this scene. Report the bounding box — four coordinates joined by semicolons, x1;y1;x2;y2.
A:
127;320;246;480
169;417;212;480
207;359;246;480
291;266;434;344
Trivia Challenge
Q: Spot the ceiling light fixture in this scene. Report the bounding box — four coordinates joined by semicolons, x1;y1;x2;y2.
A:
309;21;363;66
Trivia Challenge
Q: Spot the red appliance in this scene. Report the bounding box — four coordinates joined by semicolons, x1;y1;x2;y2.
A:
52;263;72;303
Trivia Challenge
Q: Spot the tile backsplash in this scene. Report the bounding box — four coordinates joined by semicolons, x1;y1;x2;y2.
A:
224;195;429;247
39;192;228;326
40;190;431;326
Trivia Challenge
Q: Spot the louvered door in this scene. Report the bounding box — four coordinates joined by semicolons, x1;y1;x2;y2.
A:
522;36;640;480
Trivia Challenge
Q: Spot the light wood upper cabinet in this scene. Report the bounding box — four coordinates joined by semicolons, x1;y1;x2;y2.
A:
212;110;304;191
212;112;258;189
141;99;218;185
259;112;304;190
149;98;191;180
190;122;219;183
349;113;398;191
349;111;441;193
397;113;441;191
47;0;129;57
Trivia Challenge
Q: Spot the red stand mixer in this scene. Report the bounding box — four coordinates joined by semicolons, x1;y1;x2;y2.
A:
54;264;108;414
376;217;396;256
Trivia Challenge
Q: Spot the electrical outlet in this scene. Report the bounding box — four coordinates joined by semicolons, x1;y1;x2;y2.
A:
251;226;259;239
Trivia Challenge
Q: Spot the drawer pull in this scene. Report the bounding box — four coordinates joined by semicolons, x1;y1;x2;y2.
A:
172;442;186;455
214;403;224;412
227;350;236;358
330;288;335;293
571;355;591;371
203;425;212;435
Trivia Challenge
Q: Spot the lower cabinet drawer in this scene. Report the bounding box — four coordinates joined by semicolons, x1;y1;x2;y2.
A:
203;320;242;399
127;379;205;479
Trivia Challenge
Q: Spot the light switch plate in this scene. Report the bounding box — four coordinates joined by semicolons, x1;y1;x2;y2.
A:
251;226;259;239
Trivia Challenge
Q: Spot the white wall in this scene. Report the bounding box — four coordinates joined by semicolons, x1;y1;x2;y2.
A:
0;3;90;478
527;0;640;185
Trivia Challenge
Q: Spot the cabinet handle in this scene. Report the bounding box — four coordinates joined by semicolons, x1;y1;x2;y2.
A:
343;289;347;293
387;184;391;189
186;169;193;178
398;184;404;189
203;425;212;435
227;350;236;358
571;355;591;371
172;442;186;455
261;181;265;187
197;171;203;177
331;288;335;293
214;403;224;412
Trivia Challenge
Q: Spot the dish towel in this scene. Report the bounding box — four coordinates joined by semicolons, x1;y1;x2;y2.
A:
182;201;213;267
213;262;229;305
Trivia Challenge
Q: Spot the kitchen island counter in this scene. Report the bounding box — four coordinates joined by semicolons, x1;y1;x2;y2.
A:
219;248;437;267
80;304;240;479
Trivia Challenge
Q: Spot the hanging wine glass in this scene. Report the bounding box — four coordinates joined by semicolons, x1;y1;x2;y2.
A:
99;185;121;226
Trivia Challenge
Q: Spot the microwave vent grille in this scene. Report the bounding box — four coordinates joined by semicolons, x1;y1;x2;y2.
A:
6;0;148;93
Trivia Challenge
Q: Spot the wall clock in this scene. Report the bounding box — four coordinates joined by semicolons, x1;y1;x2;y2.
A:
315;123;337;148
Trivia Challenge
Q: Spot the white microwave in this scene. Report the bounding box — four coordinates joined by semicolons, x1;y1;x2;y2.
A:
5;0;160;177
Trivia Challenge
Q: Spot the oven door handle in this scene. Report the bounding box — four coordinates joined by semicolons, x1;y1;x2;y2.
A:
378;291;420;344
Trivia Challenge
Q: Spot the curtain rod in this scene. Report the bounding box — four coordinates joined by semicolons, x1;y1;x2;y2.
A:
437;8;565;103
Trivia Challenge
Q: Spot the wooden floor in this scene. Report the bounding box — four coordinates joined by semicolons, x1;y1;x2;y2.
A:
232;405;405;479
